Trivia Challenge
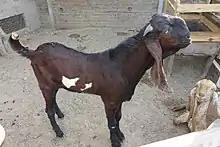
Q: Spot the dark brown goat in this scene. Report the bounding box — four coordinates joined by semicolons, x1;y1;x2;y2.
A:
8;13;191;147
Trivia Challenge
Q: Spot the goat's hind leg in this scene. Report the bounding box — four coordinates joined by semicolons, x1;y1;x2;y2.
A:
115;104;125;142
53;89;64;118
32;64;64;137
42;87;64;137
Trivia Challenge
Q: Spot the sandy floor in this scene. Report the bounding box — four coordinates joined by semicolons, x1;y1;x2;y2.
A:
0;28;208;147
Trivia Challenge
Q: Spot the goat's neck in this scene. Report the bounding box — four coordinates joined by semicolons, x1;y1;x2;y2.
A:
114;35;154;86
108;34;181;89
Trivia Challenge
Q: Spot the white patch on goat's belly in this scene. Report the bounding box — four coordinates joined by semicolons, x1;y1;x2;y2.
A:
62;76;79;88
80;82;92;91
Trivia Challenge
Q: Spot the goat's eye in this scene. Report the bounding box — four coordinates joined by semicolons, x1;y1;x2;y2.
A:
169;21;174;26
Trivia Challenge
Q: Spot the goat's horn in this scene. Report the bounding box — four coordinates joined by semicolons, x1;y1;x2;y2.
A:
11;32;19;40
143;24;153;36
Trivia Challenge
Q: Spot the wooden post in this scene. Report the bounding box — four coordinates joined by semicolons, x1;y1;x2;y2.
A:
158;0;165;14
163;0;168;13
165;55;175;76
201;47;220;78
201;54;217;78
164;0;180;76
46;0;55;29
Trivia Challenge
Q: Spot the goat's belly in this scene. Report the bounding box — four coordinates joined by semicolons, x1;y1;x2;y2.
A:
65;86;94;94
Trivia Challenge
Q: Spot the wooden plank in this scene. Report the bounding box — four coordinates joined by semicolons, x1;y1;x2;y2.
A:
202;12;220;27
177;42;219;56
200;15;220;32
191;32;220;42
177;4;220;13
180;14;201;20
168;0;176;11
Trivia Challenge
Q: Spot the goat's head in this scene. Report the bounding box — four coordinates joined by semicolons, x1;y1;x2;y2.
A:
194;79;217;103
143;13;191;50
141;13;191;93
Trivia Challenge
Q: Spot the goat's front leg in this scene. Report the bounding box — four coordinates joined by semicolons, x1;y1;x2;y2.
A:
41;87;64;137
173;111;189;125
187;118;193;132
115;104;125;142
104;101;122;147
52;89;64;118
172;103;187;111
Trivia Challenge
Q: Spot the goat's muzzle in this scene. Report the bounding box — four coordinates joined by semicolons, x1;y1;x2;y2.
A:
179;36;192;48
182;35;192;45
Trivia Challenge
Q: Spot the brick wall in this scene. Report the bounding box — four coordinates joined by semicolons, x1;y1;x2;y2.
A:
37;0;158;29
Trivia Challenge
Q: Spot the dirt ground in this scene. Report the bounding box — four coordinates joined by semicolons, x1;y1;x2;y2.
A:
0;28;208;147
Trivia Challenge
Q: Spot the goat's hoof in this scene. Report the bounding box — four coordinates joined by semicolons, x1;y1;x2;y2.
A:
117;130;125;142
158;83;173;94
57;113;64;119
111;140;121;147
173;119;179;126
55;130;64;137
172;107;179;112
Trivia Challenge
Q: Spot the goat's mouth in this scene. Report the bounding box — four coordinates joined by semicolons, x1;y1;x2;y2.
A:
179;39;192;48
182;41;191;46
182;37;192;45
196;96;208;103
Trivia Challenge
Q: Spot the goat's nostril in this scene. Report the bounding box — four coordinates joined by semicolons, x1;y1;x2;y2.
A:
199;93;205;97
185;35;190;39
182;35;191;43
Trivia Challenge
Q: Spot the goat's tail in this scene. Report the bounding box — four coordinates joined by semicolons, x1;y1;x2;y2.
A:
8;32;34;59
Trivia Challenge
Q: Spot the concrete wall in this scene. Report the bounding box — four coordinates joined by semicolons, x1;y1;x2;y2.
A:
37;0;158;29
0;0;41;56
0;0;41;35
35;0;52;28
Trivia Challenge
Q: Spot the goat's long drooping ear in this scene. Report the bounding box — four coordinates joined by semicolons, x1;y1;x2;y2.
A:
144;36;172;93
187;87;197;131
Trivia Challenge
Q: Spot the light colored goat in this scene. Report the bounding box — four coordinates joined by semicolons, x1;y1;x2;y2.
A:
173;79;217;132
